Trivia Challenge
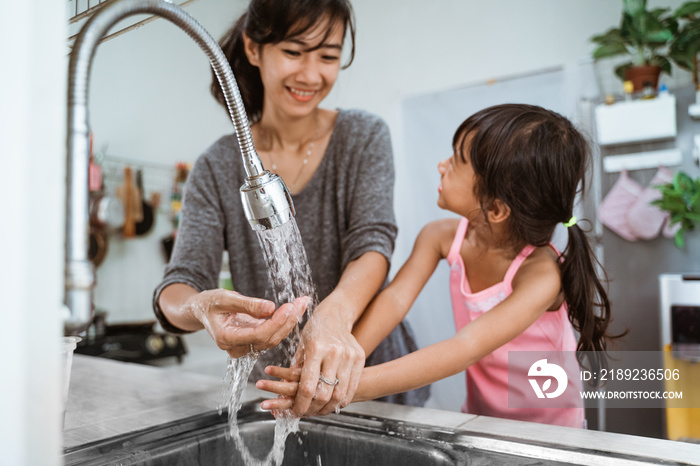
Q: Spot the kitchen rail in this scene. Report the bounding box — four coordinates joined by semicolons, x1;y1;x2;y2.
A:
67;0;201;46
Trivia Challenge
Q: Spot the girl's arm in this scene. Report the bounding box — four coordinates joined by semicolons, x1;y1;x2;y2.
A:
258;246;563;406
292;219;454;416
352;219;455;355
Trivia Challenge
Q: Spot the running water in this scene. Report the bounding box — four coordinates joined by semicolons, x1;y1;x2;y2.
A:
219;219;317;466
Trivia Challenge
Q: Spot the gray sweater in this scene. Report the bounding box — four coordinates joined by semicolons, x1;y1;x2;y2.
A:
154;108;429;405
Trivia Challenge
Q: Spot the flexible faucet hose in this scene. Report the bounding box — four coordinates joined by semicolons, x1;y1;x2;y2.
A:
66;0;265;332
68;0;263;178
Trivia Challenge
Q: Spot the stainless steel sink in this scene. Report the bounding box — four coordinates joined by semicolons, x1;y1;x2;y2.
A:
62;401;682;465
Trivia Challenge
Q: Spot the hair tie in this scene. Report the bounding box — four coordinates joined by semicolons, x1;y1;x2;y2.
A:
564;216;577;228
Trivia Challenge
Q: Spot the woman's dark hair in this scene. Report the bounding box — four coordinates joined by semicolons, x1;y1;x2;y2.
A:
211;0;356;123
452;103;622;374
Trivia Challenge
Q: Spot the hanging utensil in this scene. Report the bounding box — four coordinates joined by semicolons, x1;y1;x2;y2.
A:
88;226;108;268
89;192;125;230
134;169;155;236
116;166;141;238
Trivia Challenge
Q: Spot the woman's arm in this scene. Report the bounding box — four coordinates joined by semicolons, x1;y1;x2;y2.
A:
154;152;306;358
258;247;563;406
291;250;387;416
158;284;306;358
290;113;399;416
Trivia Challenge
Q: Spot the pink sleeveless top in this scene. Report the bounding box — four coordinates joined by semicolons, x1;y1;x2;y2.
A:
447;218;584;428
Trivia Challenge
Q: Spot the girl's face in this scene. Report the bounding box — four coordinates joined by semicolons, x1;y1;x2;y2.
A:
437;135;480;219
245;18;344;119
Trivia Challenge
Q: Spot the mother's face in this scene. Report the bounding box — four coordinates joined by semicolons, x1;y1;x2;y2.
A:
244;18;344;119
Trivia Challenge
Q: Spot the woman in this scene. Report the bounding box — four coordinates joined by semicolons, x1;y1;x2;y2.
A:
153;0;428;416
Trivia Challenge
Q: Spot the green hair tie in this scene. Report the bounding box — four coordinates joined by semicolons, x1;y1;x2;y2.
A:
564;216;577;228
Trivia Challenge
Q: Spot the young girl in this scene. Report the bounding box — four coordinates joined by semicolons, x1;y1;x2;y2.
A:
257;104;616;427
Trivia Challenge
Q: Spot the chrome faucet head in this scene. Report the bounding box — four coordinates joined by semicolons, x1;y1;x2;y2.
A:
240;171;295;230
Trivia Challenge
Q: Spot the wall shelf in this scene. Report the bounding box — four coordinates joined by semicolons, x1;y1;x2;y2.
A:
595;96;677;146
602;148;683;173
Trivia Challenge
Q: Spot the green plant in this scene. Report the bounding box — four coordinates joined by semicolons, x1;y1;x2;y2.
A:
668;2;700;85
591;0;677;81
652;171;700;248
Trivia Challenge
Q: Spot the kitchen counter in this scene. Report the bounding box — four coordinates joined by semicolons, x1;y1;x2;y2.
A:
64;355;699;464
64;355;228;448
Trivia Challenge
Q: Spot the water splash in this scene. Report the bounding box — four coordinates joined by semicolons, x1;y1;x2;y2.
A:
219;219;317;466
220;354;302;466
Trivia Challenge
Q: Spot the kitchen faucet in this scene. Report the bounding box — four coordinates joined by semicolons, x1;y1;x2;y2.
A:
65;0;294;334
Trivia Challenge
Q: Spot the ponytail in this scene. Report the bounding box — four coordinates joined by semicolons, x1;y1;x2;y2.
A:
211;14;264;123
561;222;624;378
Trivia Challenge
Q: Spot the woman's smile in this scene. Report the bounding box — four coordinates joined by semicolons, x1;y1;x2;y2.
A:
288;86;317;102
242;15;345;120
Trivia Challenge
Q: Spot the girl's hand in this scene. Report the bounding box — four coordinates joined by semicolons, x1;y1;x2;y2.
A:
291;303;365;416
256;366;301;411
187;290;307;358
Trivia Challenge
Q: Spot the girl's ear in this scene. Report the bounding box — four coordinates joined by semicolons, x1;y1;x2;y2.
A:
242;32;261;67
487;199;511;224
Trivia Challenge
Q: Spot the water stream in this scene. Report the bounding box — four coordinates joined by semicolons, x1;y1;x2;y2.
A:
219;219;317;466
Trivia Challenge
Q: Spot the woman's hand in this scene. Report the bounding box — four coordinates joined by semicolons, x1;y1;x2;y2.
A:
288;302;365;416
186;289;308;358
248;251;387;416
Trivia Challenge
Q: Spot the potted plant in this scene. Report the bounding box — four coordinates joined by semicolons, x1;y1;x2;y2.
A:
652;171;700;248
591;0;678;91
669;1;700;89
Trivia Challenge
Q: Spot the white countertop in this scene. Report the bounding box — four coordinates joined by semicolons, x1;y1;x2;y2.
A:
64;355;700;464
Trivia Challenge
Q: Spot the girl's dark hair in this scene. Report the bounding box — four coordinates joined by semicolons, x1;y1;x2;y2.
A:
211;0;356;123
453;103;621;374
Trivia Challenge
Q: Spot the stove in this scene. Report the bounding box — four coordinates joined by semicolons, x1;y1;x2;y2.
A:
75;319;187;364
